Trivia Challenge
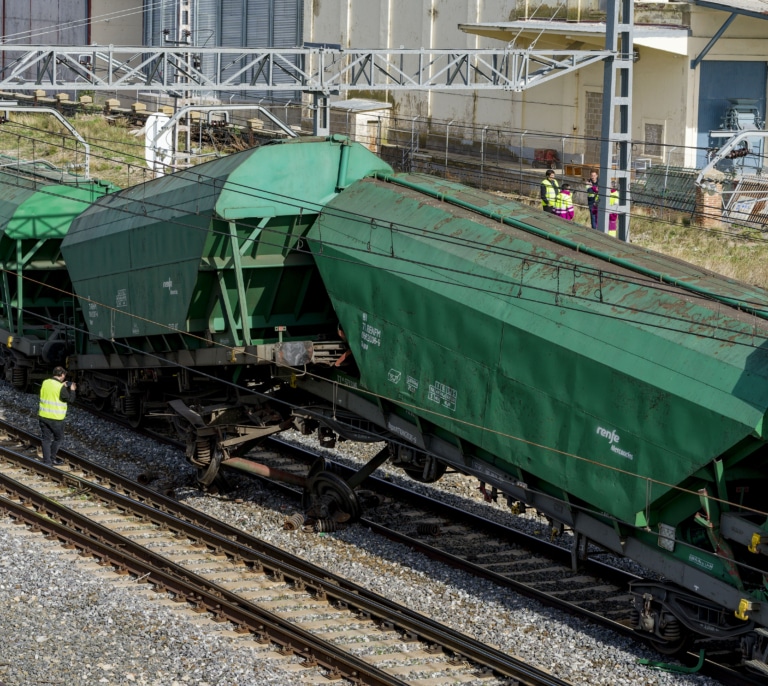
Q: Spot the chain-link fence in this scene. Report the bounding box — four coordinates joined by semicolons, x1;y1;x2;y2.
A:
7;91;767;228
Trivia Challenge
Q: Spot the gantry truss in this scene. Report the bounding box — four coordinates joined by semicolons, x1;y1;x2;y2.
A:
0;45;612;94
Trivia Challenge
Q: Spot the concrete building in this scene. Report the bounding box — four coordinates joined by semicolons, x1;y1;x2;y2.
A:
304;1;768;170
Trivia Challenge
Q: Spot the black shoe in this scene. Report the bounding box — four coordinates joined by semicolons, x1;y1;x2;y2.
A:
52;459;65;466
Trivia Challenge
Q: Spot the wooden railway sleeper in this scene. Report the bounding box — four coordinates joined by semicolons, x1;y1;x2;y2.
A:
448;653;469;666
475;666;495;679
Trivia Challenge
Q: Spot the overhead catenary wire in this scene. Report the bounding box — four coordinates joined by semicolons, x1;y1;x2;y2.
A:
4;124;768;335
0;1;168;44
14;292;768;533
4;119;768;344
0;116;750;249
4;114;764;338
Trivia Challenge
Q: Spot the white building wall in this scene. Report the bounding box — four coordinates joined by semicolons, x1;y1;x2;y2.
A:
304;0;768;170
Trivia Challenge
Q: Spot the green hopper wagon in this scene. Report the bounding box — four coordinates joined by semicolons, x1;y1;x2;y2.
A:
0;166;116;388
292;170;768;653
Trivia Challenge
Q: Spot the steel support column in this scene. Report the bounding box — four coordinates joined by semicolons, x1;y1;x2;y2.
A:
691;13;736;70
598;0;633;242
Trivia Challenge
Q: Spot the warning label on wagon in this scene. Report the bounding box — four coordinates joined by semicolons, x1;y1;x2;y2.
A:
428;381;457;412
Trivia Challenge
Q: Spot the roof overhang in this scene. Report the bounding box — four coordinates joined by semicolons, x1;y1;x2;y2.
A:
693;0;768;21
331;98;393;113
689;1;768;69
459;21;690;55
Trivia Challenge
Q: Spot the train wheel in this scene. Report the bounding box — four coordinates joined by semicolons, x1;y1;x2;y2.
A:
402;458;447;483
306;472;361;522
649;636;692;656
649;622;692;656
92;395;108;411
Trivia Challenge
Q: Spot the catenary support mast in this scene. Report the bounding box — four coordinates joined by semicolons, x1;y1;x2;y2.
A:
598;0;633;241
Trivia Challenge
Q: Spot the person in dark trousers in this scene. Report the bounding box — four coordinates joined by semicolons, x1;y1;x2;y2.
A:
586;170;599;229
38;366;76;466
540;169;559;213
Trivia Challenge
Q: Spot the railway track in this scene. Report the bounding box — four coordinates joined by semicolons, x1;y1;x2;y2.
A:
68;406;762;684
0;420;570;686
251;437;762;686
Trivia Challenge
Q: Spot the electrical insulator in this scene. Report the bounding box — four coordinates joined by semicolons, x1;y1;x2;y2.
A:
726;145;750;159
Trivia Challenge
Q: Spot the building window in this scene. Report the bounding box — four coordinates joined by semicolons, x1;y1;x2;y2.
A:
584;91;602;163
644;123;664;157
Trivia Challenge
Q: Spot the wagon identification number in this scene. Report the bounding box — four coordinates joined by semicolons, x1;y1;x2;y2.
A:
88;299;99;324
688;553;715;571
596;425;634;461
360;312;381;350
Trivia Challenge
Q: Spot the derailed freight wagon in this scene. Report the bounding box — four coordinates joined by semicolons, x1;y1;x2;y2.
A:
299;169;768;666
49;137;768;668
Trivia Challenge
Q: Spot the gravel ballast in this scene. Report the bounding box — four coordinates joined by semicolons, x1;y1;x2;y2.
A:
0;382;724;685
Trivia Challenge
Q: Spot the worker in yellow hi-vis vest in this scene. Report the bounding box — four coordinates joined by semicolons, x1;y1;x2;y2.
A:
38;366;76;466
608;185;620;237
539;169;559;213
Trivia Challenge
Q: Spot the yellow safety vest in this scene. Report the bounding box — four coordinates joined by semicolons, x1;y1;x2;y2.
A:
541;178;559;209
608;189;620;238
39;379;67;420
554;190;573;214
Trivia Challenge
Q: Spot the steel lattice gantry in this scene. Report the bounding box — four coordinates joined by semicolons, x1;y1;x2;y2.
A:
0;45;611;94
0;33;631;239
